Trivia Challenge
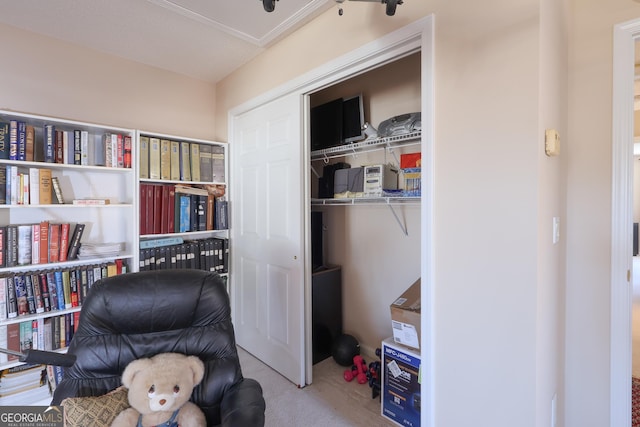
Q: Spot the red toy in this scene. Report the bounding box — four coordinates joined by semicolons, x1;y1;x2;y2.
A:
343;355;368;384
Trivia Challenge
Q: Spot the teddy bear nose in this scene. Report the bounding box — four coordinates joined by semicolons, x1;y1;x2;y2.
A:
159;399;166;405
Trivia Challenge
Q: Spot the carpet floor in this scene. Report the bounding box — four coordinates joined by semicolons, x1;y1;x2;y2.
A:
238;347;395;427
634;377;640;427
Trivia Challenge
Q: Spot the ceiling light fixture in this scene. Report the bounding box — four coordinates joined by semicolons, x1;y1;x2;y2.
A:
261;0;403;16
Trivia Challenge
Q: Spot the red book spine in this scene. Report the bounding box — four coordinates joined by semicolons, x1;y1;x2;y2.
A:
59;223;70;262
48;223;60;263
161;185;170;234
140;184;147;235
153;184;162;234
39;221;49;264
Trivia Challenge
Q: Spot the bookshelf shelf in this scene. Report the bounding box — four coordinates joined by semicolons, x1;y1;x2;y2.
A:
2;307;81;327
0;204;134;209
0;255;133;275
0;159;133;173
136;131;229;275
311;196;420;206
310;131;421;161
0;109;136;400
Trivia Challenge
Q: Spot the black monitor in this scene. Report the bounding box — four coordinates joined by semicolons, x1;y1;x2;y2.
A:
311;98;343;151
342;94;365;143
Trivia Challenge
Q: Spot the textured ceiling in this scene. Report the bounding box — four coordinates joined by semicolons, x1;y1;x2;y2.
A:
0;0;333;83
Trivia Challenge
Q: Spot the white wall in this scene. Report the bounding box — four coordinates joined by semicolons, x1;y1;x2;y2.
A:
0;23;217;140
310;53;422;352
216;2;559;427
566;1;640;426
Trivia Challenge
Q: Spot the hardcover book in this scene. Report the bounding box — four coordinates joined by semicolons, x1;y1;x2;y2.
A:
139;135;149;179
13;274;28;316
170;140;180;180
48;223;60;263
44;124;55;163
59;223;70;262
55;129;64;164
39;169;52;205
160;139;171;180
149;137;161;179
124;135;132;168
39;221;49;264
25;125;34;162
61;270;71;309
73;130;81;165
80;130;89;166
46;275;58;316
211;145;225;183
67;223;85;261
17;121;26;161
51;176;64;204
199;144;213;182
16;225;32;266
0;226;6;267
28;168;39;205
9;120;18;160
153;185;162;234
94;132;105;166
180;141;191;181
6;276;17;319
0;122;9;159
190;143;201;182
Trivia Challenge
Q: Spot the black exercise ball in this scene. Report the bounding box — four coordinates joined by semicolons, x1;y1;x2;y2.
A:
332;334;360;366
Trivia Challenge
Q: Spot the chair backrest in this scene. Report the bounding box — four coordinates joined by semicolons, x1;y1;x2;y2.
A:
51;269;243;425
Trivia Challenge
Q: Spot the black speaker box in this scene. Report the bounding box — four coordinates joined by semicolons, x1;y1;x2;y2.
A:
312;265;342;364
318;162;350;198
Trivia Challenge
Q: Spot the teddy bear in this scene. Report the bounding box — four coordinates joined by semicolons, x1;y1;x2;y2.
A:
110;352;207;427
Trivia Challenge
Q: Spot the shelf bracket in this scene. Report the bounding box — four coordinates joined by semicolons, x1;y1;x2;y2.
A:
311;164;320;179
387;144;400;166
387;203;408;236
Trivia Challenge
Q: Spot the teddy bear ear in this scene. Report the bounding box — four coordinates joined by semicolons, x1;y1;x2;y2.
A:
186;355;205;385
121;358;154;388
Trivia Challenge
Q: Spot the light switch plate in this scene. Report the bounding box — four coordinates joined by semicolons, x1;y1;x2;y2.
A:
545;129;560;156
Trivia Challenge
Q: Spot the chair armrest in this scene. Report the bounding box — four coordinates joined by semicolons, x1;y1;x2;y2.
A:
219;378;266;427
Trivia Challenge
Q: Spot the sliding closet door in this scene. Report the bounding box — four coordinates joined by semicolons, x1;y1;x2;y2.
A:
230;92;305;387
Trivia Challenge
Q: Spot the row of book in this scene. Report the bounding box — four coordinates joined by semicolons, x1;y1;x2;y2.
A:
0;363;51;405
0;260;125;320
0;313;79;363
0;121;131;168
0;222;85;268
140;183;228;235
139;136;225;183
0;166;62;205
139;237;228;273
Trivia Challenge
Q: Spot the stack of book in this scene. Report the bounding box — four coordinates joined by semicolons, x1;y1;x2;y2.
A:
77;242;125;259
0;364;49;406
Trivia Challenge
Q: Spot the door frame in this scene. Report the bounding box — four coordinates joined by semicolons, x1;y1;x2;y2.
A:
228;15;434;427
611;17;639;427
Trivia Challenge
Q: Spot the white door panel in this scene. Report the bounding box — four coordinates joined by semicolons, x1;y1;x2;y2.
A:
230;93;305;387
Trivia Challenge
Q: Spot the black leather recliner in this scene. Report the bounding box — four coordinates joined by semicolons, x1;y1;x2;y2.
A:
51;269;266;427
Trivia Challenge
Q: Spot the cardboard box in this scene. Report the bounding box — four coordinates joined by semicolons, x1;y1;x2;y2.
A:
381;337;421;427
390;278;421;350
